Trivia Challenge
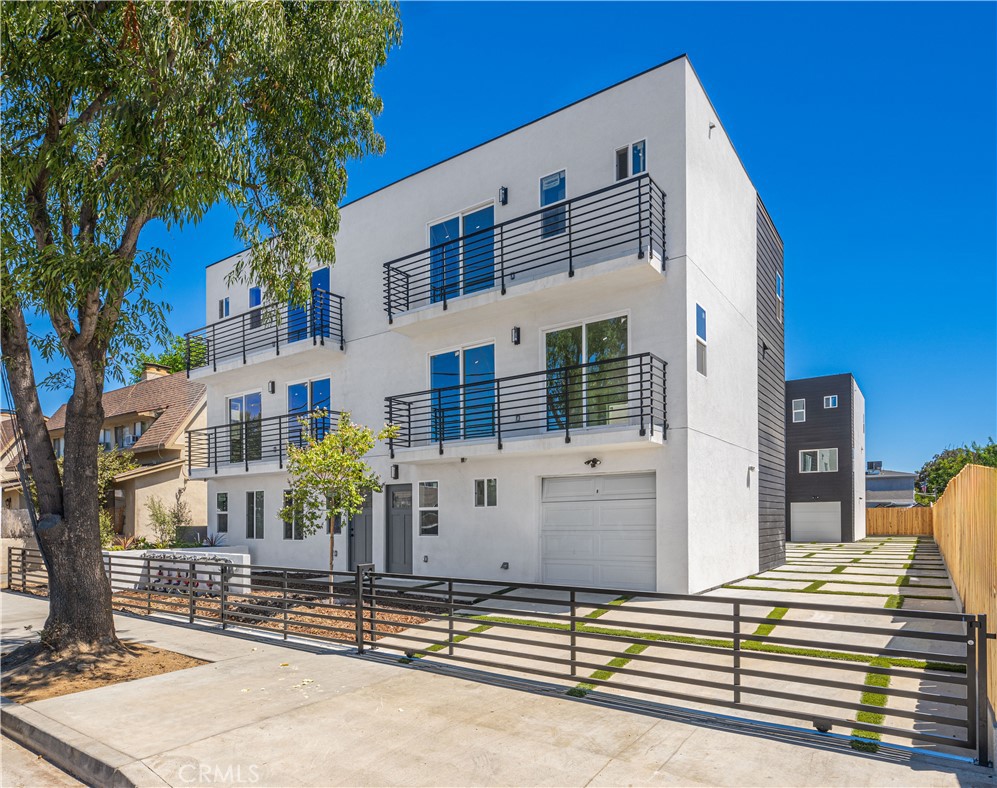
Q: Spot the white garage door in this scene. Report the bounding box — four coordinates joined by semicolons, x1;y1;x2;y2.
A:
541;473;656;591
790;501;842;542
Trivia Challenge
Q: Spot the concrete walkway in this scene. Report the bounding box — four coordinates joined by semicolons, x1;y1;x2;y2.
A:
2;590;993;787
1;734;82;787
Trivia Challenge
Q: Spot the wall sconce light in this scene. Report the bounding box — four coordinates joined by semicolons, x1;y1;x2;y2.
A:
584;457;602;468
390;464;399;480
500;562;509;570
511;326;521;345
268;381;276;394
499;186;508;206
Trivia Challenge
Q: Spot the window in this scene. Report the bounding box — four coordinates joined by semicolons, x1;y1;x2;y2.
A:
246;490;264;539
219;298;230;319
540;170;566;238
695;304;707;376
216;493;228;533
429;206;496;304
114;425;125;448
288;378;332;444
615;140;646;181
52;437;63;458
418;481;439;535
474;479;497;508
824;395;838;409
430;344;495;441
249;286;262;329
800;448;838;473
776;275;783;323
282;491;304;540
545;315;629;429
99;429;112;450
792;398;806;423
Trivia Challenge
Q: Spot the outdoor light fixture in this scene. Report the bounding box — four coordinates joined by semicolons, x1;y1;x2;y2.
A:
499;186;508;205
501;562;509;570
584;457;602;468
511;326;521;345
390;464;399;480
268;381;276;394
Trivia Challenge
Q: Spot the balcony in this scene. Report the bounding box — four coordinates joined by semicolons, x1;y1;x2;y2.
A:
186;410;340;475
385;353;666;460
184;289;345;375
383;175;665;323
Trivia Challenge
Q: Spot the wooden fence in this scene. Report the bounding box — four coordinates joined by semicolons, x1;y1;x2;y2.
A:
932;464;997;714
866;506;934;536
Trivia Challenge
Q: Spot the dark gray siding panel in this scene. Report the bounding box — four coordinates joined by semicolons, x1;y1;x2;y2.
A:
756;197;786;570
785;373;855;541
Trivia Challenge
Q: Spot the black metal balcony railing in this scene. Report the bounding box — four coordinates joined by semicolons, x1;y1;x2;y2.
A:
186;410;341;473
184;289;345;374
383;175;666;321
385;353;666;457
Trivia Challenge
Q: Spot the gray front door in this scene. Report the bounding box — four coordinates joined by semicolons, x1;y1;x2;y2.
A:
385;484;413;574
348;497;374;570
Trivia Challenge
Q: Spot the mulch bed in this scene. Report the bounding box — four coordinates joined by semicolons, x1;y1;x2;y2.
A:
2;641;206;704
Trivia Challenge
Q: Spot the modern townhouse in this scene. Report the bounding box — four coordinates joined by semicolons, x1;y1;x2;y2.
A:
785;373;866;542
185;54;786;594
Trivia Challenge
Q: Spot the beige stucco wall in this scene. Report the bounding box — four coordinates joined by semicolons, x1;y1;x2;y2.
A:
118;466;208;540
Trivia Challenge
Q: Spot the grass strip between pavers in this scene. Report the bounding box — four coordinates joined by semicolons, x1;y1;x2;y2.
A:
722;584;952;601
746;574;950;590
465;613;965;674
851;657;891;752
883;595;904;610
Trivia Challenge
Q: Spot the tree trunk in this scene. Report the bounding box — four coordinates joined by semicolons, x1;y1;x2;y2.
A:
38;353;120;651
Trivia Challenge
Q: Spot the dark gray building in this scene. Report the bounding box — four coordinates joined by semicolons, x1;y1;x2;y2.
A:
785;373;866;542
866;464;917;508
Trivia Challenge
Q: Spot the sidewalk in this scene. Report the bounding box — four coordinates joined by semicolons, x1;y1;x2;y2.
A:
2;591;993;787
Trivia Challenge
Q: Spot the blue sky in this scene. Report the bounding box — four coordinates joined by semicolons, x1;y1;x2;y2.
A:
20;2;997;473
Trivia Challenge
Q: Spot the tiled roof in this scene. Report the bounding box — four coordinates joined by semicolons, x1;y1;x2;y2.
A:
46;372;205;452
0;414;17;454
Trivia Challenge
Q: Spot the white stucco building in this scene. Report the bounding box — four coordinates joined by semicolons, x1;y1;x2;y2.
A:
185;55;786;594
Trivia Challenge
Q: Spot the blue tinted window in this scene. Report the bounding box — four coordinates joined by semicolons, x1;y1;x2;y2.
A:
431;351;461;441
288;383;308;414
463;345;495;438
462;206;495;295
429;217;460;304
696;305;707;342
249;287;262;308
540;171;565;207
632;140;646;175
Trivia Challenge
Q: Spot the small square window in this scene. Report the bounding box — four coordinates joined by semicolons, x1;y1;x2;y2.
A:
219;298;230;319
696;341;707;377
474;479;497;507
696;305;707;342
792;399;806;423
824;395;838;409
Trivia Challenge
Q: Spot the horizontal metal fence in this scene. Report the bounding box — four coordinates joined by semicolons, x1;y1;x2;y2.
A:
184;288;345;373
186;409;341;473
385;353;666;456
383;175;665;321
6;548;990;766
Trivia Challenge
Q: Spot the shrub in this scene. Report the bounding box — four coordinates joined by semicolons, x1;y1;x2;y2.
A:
146;484;192;548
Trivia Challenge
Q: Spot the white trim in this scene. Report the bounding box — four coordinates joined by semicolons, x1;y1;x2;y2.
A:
285;376;333;414
537;310;632;372
615;138;648;181
417;480;440;536
427;339;497;390
799;447;839;473
473;477;498;508
792;398;806;423
824;395;838;409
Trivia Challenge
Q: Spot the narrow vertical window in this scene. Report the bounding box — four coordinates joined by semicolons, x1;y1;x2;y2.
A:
282;490;304;540
540;171;566;238
219;298;230;319
792;398;806;423
216;493;228;533
246;490;264;539
695;304;707;376
776;274;784;324
615;147;629;181
418;481;439;535
631;140;646;175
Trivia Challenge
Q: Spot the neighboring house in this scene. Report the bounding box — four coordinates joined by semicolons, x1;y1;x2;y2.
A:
866;463;917;508
185;55;786;594
46;365;208;539
785;373;866;542
1;410;33;522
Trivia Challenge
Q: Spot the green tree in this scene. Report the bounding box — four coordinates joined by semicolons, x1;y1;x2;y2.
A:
128;335;205;381
1;1;400;653
915;439;997;503
279;412;397;578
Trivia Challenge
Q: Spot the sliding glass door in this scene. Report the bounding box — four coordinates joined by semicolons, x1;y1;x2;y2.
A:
430;206;495;304
545;316;628;431
228;392;262;464
430;344;495;442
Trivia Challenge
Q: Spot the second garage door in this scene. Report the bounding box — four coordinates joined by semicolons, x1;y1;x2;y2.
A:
541;473;656;591
790;501;842;542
